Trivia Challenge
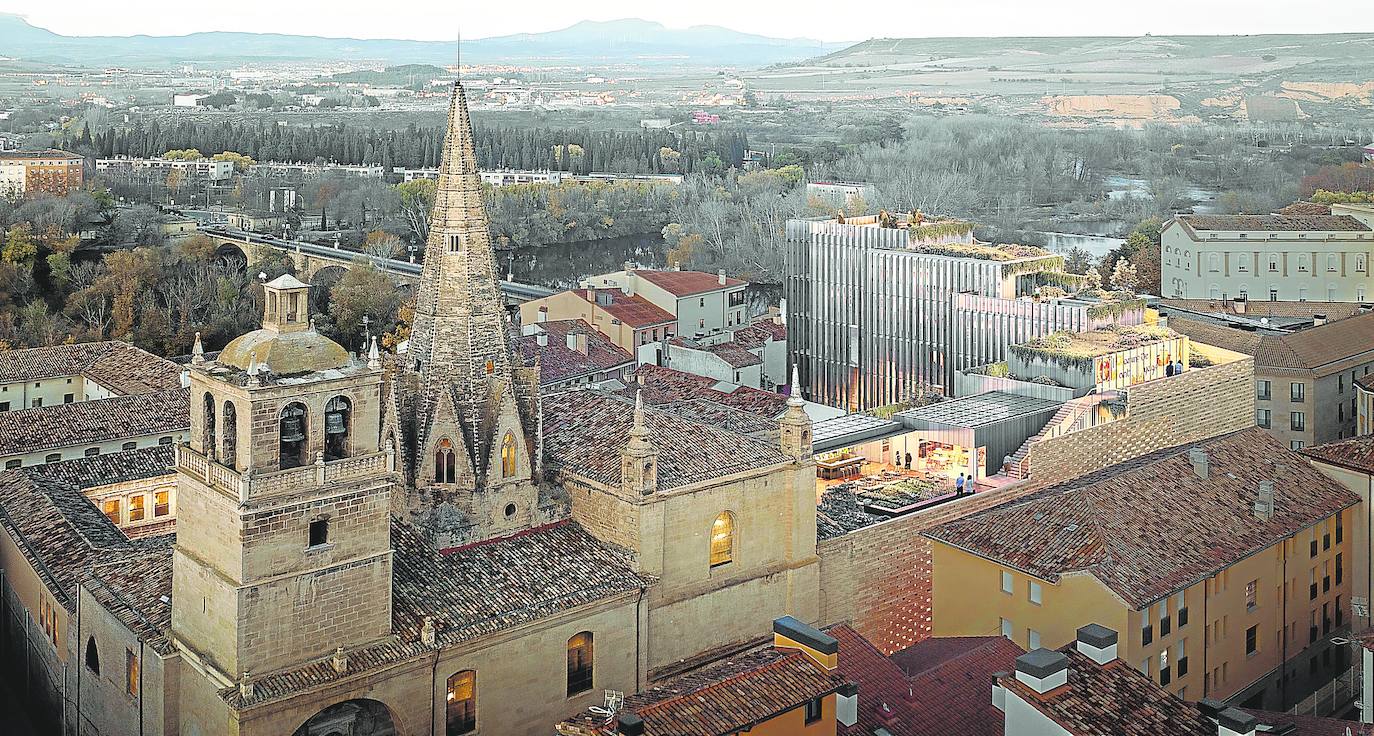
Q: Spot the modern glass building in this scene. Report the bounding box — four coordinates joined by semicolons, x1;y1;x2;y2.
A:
785;213;1125;411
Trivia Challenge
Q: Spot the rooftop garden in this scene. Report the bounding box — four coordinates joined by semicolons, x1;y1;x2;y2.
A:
905;239;1058;264
1011;324;1179;364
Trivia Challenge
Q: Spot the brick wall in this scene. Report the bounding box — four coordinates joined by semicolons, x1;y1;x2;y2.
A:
1027;358;1255;484
818;486;1038;654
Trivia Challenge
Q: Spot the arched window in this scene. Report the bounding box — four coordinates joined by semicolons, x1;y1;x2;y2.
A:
1328;254;1339;273
1208;253;1221;273
567;632;594;696
221;401;237;470
435;438;457;484
278;403;308;470
85;637;99;673
1209;284;1221;300
1357;254;1368;273
446;670;476;735
710;512;735;568
202;392;217;460
1267;254;1279;272
324;396;352;461
500;433;517;478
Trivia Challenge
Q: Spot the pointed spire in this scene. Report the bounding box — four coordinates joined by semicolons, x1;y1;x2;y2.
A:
788;364;804;407
191;331;205;365
626;389;654;455
367;336;381;370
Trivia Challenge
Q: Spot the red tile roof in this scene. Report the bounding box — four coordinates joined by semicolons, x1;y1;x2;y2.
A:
730;321;786;351
1240;710;1374;736
516;319;634;386
888;635;1023;736
630;364;789;418
1159;299;1366;322
572;289;676;328
1172;313;1374;372
925;428;1360;608
1179;214;1370;232
0;388;189;456
1302;435;1374;475
564;646;848;736
634;269;746;296
0;340;182;390
669;337;762;369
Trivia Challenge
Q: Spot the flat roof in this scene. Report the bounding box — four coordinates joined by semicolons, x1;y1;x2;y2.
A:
812;413;904;450
895;391;1062;429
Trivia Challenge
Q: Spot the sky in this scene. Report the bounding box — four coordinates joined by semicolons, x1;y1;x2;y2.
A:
0;0;1366;43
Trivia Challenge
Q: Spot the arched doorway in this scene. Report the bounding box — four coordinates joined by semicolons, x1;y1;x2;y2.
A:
292;699;397;736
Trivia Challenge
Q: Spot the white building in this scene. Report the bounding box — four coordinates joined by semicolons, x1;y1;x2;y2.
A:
1161;213;1374;302
172;93;209;107
96;156;235;183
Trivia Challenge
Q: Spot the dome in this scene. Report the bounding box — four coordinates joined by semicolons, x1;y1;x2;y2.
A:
218;328;351;375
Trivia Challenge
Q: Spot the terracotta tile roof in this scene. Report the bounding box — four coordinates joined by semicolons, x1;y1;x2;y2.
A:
1302;435;1374;474
1159;299;1366;322
1172;313;1374;371
566;646;848;735
572;289;676;328
999;648;1217;735
543;390;789;491
0;388;189;456
84;535;176;654
0;470;138;612
924;428;1360;609
642;398;778;440
0;149;81;160
227;518;649;709
634;269;746;296
1240;709;1374;736
630;364;789;419
0;341;182;391
516;319;635;385
1358;373;1374;393
829;625;918;736
1276;202;1333;216
730;321;786;351
30;446;175;489
1179;214;1371;232
884;635;1024;736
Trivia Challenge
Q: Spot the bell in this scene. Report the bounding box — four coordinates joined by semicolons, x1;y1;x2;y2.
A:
280;415;305;443
325;411;347;435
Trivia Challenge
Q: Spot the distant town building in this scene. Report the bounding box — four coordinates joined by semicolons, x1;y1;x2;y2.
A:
478;169;568;187
223;210;286;233
806;180;876;209
0;149;84;197
521;287;676;353
1169;310;1374;448
691;110;721;124
639;118;672;129
785;212;1104;410
248;160;385;181
172;93;209;107
580;266;749;337
1160;213;1374;301
95;156;235;183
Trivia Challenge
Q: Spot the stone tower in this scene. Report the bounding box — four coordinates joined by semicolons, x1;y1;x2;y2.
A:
171;276;393;681
620;391;658;496
395;83;542;546
779;365;812;459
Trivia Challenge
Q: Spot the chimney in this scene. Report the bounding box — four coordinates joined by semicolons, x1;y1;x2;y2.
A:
537;305;548;323
1232;296;1247;314
1313;313;1327;327
992;672;1009;711
1013;649;1069;695
772;616;838;671
1074;624;1118;665
1216;707;1258;736
836;682;859;728
616;713;644;736
536;332;548;347
1157;311;1169;328
718;269;727;286
1189;447;1209;480
1254;480;1275;521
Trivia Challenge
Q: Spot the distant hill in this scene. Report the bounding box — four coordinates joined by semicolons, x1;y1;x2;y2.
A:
0;15;844;68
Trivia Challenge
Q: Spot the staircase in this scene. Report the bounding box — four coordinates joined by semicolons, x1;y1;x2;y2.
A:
1003;391;1122;480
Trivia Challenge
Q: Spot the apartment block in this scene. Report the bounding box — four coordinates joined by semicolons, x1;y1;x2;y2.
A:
0;149;83;197
926;428;1360;712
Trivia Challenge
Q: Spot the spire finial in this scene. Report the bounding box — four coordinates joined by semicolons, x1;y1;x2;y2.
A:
246;352;261;387
367;336;381;370
788;364;804;407
627;388;653;453
191;331;205;365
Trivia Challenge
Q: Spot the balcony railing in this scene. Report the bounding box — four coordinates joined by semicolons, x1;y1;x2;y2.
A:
176;444;392;502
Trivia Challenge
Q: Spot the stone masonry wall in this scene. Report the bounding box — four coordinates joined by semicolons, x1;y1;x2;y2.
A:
1027;357;1255;484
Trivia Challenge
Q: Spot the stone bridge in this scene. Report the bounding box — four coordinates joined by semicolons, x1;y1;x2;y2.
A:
200;225;556;303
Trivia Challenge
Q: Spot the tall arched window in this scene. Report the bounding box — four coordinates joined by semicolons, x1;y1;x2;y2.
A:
324;396;352;461
500;433;517;478
435;438;457;484
221;401;237;470
202;392;217;460
446;670;477;735
1208;253;1221;273
85;637;99;673
710;512;735;568
1328;254;1340;273
278;403;308;470
567;632;594;696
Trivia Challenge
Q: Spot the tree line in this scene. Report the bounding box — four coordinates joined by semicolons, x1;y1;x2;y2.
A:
61;119;750;175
